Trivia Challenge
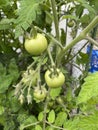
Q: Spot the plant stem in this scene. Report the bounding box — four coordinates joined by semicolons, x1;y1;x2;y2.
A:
57;35;83;65
43;88;50;130
47;44;55;66
85;36;98;47
35;26;64;49
45;121;67;130
50;0;60;40
22;121;40;129
57;16;98;65
50;0;61;65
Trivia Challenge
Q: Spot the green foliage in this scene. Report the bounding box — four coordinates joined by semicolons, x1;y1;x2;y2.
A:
77;72;98;104
0;0;98;130
0;0;9;8
0;18;14;30
0;59;19;93
64;112;98;130
50;88;61;100
48;110;55;123
14;0;44;38
55;112;67;127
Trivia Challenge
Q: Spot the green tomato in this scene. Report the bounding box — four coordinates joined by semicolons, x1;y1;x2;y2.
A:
67;20;74;27
33;87;47;101
45;68;65;88
24;33;48;55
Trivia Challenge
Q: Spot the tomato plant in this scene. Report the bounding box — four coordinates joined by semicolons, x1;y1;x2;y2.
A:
0;0;98;130
24;33;48;55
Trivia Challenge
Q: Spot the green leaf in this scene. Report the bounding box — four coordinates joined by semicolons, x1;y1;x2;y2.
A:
0;75;13;93
14;0;44;38
0;105;4;115
0;18;14;30
0;0;9;8
77;72;98;104
77;0;96;14
50;87;61;100
8;58;19;82
45;11;53;24
0;63;6;76
48;110;55;123
19;115;37;129
38;112;44;121
64;112;98;130
55;112;67;127
8;90;21;112
35;125;42;130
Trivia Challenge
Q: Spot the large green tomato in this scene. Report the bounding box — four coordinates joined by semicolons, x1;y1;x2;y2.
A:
24;33;48;55
45;68;65;88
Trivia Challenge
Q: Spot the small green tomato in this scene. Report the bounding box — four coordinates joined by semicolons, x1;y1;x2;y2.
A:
45;68;65;88
33;86;47;101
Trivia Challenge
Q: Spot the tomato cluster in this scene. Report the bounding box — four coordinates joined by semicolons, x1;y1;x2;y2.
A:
24;33;65;90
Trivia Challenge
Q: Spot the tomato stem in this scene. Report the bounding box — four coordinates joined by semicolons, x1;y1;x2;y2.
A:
35;26;64;49
43;88;50;130
85;36;98;47
47;43;55;66
50;0;60;40
30;24;37;38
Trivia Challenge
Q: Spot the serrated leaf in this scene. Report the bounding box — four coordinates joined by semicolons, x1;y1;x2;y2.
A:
8;90;21;112
8;58;19;82
48;110;55;123
77;72;98;104
0;75;13;93
55;112;67;127
64;112;98;130
0;18;14;30
14;0;44;38
50;87;61;100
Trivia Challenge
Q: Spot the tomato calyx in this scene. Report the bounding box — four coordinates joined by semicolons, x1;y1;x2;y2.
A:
48;66;60;78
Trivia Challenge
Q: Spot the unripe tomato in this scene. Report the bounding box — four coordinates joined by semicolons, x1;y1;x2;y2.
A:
45;68;65;88
24;33;48;55
67;20;74;27
33;86;47;101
